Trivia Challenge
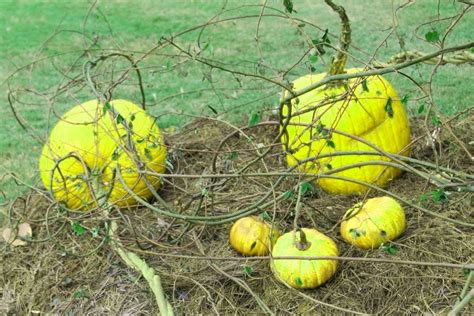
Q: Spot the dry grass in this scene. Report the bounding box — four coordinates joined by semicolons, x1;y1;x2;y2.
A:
2;115;473;315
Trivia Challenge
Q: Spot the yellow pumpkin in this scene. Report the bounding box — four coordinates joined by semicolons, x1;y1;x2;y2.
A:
229;216;280;256
281;68;411;194
340;196;406;249
39;99;166;210
271;228;338;289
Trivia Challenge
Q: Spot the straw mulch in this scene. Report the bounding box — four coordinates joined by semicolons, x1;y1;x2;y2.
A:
1;116;473;315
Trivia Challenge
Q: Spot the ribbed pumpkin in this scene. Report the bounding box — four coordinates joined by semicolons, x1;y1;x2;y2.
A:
281;69;411;194
340;196;406;249
229;216;280;256
271;228;338;289
39;99;166;210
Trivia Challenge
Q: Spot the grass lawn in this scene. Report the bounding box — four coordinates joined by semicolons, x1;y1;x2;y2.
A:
1;0;473;203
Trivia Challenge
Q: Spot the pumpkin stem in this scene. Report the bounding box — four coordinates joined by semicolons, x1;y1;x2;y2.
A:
324;0;351;77
295;228;312;251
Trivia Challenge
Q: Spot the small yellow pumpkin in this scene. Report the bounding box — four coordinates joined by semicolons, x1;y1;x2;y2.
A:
39;99;167;210
340;196;406;249
281;69;411;194
229;216;280;256
271;228;338;289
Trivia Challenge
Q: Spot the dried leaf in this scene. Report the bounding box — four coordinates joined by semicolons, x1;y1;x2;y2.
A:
2;228;15;243
2;222;32;246
18;222;32;238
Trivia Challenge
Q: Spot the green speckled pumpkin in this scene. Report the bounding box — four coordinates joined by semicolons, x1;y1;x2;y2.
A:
340;196;406;249
271;228;338;289
229;216;280;256
281;69;411;194
39;99;166;210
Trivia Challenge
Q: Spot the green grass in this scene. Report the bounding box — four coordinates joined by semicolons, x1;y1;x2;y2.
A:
1;0;473;202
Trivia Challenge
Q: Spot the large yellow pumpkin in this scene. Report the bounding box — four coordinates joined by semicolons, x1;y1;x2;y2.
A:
39;99;166;210
281;69;411;194
271;228;338;289
340;196;406;249
229;216;280;256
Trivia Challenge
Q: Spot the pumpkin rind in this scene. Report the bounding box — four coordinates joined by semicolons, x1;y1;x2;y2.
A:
39;99;166;210
229;216;280;256
340;196;406;249
281;68;411;194
271;228;339;289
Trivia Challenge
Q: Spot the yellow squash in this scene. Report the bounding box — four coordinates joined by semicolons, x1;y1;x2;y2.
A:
271;228;338;289
39;99;166;210
281;69;411;194
229;216;280;256
340;196;406;249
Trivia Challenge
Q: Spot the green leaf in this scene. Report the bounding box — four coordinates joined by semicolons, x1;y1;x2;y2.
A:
73;288;87;299
326;139;336;148
425;30;440;43
242;266;253;277
361;78;369;92
381;244;399;255
312;38;326;55
144;148;153;160
419;193;429;202
418;104;425;114
462;268;471;277
384;97;394;118
300;181;313;196
401;95;409;106
321;29;330;44
309;54;318;64
295;277;303;286
202;42;214;54
111;148;120;161
260;211;272;222
283;0;294;13
432;115;441;125
116;114;125;125
248;111;261;128
207;105;218;115
130;113;136;121
316;122;325;134
326;163;333;170
283;190;294;200
349;228;360;239
103;102;112;115
432;189;448;203
250;241;257;250
71;222;86;236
